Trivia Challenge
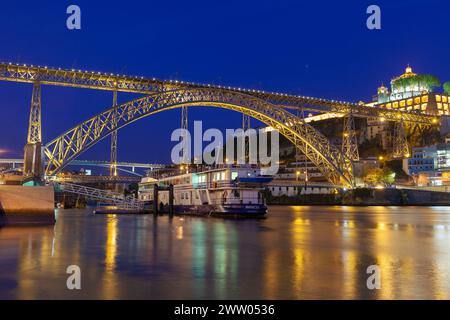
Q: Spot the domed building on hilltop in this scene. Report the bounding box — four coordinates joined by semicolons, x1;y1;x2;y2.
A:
371;66;448;116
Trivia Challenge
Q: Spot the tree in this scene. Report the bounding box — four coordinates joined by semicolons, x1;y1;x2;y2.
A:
444;82;450;95
391;74;441;93
364;168;396;187
421;74;441;91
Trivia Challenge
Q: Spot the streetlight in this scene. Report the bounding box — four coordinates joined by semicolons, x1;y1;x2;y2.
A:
296;170;300;182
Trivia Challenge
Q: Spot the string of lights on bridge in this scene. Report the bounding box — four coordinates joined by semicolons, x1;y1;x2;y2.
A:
1;61;355;106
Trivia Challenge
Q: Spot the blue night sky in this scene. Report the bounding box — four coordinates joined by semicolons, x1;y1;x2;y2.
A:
1;0;449;165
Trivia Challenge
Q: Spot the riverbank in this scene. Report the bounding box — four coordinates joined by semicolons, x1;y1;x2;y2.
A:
266;188;450;206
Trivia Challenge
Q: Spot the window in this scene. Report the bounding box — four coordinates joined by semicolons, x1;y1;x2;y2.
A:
407;99;413;106
231;171;238;180
422;96;429;103
213;171;226;181
400;100;406;107
437;95;442;102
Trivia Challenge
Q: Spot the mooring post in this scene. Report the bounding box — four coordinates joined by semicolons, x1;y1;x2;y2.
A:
153;184;159;216
168;184;174;218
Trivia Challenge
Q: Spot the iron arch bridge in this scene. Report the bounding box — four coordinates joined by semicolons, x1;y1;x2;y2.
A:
43;88;355;187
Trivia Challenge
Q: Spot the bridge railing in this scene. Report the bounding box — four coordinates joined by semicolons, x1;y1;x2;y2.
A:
54;182;144;210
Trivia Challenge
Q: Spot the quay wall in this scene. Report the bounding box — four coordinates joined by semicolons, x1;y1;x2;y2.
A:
0;186;55;225
267;188;450;206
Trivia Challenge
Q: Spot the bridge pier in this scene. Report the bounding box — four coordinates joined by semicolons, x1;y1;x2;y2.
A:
342;112;359;161
23;142;43;180
23;81;44;182
168;184;174;218
153;184;159;216
110;90;118;177
392;119;410;158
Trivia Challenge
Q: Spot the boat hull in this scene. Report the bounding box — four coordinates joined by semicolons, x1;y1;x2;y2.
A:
174;203;267;218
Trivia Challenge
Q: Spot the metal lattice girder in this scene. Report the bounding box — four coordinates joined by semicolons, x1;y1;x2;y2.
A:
0;62;174;93
110;90;118;176
0;62;436;125
242;114;251;162
43;88;355;187
392;119;410;158
342;113;359;161
180;106;189;164
283;104;435;125
27;81;42;143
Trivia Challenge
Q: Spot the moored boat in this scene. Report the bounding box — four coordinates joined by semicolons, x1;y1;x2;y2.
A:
138;167;272;218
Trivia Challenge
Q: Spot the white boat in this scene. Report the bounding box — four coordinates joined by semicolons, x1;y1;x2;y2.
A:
138;167;272;218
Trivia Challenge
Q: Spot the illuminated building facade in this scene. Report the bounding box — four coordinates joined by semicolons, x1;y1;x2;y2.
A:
403;143;450;186
372;66;449;116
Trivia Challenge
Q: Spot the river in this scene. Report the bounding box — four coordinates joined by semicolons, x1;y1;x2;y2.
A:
1;206;450;299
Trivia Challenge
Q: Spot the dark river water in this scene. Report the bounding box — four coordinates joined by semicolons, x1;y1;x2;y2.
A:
1;206;450;300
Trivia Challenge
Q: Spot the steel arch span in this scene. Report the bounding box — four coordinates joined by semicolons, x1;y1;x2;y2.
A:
43;88;354;187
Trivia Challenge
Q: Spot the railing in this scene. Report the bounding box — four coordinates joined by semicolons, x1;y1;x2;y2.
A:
54;182;144;210
51;175;141;184
204;195;265;206
159;180;267;190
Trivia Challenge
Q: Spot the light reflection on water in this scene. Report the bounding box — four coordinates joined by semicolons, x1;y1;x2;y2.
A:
1;206;450;299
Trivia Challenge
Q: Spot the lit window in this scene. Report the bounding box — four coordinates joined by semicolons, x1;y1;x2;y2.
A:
393;102;399;108
414;97;421;104
437;95;442;102
438;103;442;109
400;100;406;107
386;103;392;109
443;96;448;103
422;96;429;103
407;99;413;106
421;104;427;110
414;105;420;110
